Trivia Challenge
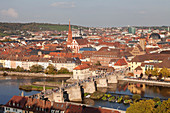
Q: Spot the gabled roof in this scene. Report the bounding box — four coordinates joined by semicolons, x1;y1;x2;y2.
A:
135;66;142;70
114;58;128;66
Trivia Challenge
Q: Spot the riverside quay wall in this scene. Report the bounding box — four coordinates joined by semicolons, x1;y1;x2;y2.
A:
0;71;72;78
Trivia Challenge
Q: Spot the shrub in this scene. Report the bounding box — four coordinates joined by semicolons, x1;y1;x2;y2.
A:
102;96;107;101
132;94;141;101
90;91;104;100
153;97;160;102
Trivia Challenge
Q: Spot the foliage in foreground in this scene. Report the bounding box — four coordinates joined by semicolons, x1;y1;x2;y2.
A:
127;98;170;113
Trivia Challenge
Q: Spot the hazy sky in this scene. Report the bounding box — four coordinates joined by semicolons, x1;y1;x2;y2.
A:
0;0;170;27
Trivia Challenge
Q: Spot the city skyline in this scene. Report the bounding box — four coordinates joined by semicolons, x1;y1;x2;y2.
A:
0;0;170;27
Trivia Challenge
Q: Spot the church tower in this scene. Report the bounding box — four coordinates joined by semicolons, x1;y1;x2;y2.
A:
67;20;72;44
139;30;146;51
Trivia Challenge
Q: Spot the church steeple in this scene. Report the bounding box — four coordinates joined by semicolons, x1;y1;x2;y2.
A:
140;29;146;51
67;19;72;44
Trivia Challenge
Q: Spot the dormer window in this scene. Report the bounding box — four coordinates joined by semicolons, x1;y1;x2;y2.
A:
9;102;11;106
17;104;19;107
13;103;15;106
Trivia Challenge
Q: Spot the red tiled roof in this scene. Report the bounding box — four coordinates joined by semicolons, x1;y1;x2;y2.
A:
76;39;88;45
5;95;27;109
73;64;90;70
114;58;128;66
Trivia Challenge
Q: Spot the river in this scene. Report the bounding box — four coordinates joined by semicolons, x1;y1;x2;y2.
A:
0;76;169;111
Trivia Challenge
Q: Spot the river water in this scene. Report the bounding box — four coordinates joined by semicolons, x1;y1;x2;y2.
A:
0;76;169;111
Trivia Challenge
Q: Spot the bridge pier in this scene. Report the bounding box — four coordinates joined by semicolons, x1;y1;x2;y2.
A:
51;91;64;102
96;78;108;87
107;75;118;83
82;81;96;94
65;86;82;102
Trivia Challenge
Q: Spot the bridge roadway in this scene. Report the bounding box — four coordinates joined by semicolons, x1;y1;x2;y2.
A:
36;71;117;99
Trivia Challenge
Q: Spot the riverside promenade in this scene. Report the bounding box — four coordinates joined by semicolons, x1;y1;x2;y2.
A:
0;71;72;78
118;78;170;87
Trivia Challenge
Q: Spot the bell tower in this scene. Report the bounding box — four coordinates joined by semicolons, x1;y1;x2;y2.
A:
67;19;72;44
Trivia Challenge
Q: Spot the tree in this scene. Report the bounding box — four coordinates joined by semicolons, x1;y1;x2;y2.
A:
145;69;151;76
159;67;170;79
132;94;141;101
154;98;170;113
16;66;24;72
127;100;155;113
157;73;162;81
95;61;101;66
30;64;44;73
57;68;70;74
148;74;152;80
151;67;159;76
44;64;57;74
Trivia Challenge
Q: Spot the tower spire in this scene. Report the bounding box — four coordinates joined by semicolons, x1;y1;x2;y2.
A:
67;19;72;45
69;19;71;31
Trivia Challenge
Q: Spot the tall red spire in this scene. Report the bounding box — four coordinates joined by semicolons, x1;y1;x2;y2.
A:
67;19;72;44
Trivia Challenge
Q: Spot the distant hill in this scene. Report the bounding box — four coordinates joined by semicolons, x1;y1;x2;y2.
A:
0;22;87;36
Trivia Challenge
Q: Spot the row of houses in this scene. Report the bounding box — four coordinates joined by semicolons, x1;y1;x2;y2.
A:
3;95;120;113
0;56;81;72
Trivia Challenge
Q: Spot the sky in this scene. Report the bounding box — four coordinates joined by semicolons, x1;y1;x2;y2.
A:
0;0;170;27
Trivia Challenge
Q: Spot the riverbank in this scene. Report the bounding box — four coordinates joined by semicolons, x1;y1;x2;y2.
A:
32;81;67;87
0;71;72;78
19;85;55;91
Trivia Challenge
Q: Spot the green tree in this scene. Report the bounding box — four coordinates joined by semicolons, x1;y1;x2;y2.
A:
44;64;57;74
154;98;170;113
159;67;170;78
57;68;70;74
16;66;24;72
127;100;155;113
30;64;43;73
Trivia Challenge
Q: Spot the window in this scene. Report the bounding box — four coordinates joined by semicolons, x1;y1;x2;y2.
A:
6;107;10;110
